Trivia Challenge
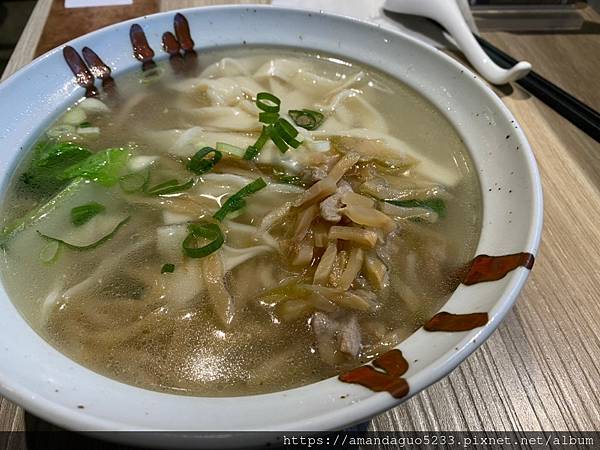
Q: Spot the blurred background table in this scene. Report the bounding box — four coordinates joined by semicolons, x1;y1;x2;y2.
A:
1;0;599;445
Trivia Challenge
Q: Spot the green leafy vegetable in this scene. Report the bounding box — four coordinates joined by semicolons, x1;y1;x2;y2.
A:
187;147;222;175
119;170;150;193
182;223;224;258
29;141;91;170
256;92;281;113
70;202;106;226
161;263;175;273
21;141;91;192
385;198;447;218
288;109;325;130
20;143;129;195
79;122;93;128
213;177;267;222
60;147;129;186
145;178;194;196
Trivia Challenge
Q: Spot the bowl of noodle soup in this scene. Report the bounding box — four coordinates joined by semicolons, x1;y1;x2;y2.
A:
0;5;542;445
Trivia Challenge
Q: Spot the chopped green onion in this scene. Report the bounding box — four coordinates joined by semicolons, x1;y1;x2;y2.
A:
243;126;269;160
385;198;447;218
273;170;305;187
146;178;194;196
79;121;93;128
256;92;281;113
39;240;60;264
119;170;149;193
259;112;279;124
278;175;304;186
213;177;267;222
182;223;224;258
277;117;299;138
275;118;302;149
70;202;106;226
268;125;289;153
288;109;325;130
47;124;76;139
77;126;100;137
215;197;246;222
243;145;259;161
161;263;175;273
187;146;222;175
254;126;270;149
216;142;245;158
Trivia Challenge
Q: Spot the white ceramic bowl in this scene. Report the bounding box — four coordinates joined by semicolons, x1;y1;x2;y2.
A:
0;5;542;446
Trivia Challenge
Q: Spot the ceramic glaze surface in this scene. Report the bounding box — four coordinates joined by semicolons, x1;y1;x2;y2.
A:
0;5;542;442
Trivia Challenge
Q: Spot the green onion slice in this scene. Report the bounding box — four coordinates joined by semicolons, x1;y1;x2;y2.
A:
288;109;325;130
213;177;267;222
161;263;175;273
187;147;222;175
70;202;106;226
268;125;289;153
146;178;194;196
243;126;269;160
182;223;224;258
259;111;279;124
243;146;259;161
273;170;305;187
278;175;304;186
216;142;245;158
254;126;270;149
277;117;299;138
39;240;60;264
214;196;247;222
274;118;302;149
256;92;281;113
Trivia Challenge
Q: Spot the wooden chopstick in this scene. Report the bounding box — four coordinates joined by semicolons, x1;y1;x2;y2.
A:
474;34;600;143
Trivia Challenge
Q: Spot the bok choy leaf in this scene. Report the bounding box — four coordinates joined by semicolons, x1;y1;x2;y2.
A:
60;148;129;186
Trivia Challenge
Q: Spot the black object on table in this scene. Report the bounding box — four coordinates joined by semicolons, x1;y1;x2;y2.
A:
475;34;600;143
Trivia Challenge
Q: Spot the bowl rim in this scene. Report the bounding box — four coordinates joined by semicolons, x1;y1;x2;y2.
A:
0;4;543;434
